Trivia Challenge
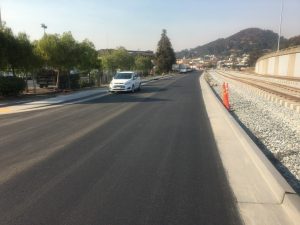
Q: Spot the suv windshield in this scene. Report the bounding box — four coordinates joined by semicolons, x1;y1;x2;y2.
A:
114;73;132;79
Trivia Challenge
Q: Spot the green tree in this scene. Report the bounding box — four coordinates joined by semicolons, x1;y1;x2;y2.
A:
0;26;18;75
57;32;78;70
248;49;263;67
101;52;116;72
134;55;153;75
0;25;37;76
114;47;134;70
78;39;99;71
287;35;300;47
0;26;9;69
15;33;35;72
14;33;38;91
1;24;102;90
77;39;101;86
101;47;134;72
35;33;60;68
35;32;79;88
155;29;176;73
35;34;61;86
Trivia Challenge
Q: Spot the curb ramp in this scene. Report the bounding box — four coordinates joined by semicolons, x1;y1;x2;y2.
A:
200;74;300;225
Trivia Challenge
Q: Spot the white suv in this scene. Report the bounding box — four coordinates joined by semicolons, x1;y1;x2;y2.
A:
109;71;141;93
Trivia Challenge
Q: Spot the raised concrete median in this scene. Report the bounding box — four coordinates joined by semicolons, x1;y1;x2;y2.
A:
200;73;300;225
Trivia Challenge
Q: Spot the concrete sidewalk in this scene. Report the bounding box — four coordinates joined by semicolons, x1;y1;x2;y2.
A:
0;88;108;115
200;74;300;225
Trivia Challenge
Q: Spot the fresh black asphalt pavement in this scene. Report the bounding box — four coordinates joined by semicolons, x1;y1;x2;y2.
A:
0;71;243;225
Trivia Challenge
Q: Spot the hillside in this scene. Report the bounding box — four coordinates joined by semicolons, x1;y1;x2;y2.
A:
287;35;300;47
176;28;285;59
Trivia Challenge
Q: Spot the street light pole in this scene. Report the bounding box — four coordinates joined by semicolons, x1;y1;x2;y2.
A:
0;7;3;29
41;23;47;35
277;0;284;52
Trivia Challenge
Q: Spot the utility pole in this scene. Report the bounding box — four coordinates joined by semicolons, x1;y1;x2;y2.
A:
41;23;47;35
0;7;3;29
277;0;284;52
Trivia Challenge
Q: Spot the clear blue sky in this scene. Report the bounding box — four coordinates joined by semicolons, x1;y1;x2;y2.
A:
1;0;299;51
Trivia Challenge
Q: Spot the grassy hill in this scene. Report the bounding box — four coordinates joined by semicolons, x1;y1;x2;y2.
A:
176;28;300;66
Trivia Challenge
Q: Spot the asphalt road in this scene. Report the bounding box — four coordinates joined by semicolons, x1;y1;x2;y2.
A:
0;71;242;225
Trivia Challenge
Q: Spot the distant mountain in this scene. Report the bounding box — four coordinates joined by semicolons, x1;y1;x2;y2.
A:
176;28;286;59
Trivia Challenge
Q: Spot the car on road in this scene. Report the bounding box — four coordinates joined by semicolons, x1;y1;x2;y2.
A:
179;67;193;73
109;71;141;93
179;68;188;73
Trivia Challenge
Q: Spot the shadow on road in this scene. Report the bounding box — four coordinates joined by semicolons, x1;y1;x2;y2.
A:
76;85;170;104
87;94;170;104
77;86;170;104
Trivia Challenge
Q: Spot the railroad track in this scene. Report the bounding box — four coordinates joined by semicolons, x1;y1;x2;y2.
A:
225;70;300;89
214;70;300;104
232;70;300;82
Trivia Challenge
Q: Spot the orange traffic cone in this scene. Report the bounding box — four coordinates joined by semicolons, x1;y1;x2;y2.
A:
222;82;226;102
223;83;230;110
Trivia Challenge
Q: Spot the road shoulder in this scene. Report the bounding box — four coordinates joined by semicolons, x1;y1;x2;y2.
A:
199;74;300;225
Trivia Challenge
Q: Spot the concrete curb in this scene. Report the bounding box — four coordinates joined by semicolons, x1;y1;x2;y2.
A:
199;73;300;225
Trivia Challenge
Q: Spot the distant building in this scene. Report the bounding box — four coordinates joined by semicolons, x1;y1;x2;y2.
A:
98;49;115;55
204;55;217;62
98;49;154;57
127;50;154;57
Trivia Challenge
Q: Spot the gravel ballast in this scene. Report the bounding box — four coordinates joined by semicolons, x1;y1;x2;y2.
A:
206;70;300;193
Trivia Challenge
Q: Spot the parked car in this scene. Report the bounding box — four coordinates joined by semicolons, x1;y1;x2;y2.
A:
109;71;141;93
